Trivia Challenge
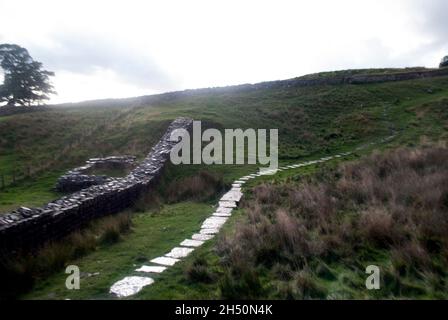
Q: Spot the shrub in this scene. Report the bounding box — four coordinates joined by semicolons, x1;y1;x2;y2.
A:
165;171;225;203
133;192;162;213
97;212;132;244
216;145;448;299
185;257;215;284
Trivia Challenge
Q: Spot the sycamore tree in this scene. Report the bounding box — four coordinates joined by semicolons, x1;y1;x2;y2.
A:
0;44;55;106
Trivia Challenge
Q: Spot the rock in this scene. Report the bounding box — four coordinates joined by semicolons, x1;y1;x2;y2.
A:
150;256;180;266
191;233;214;241
110;276;154;298
135;265;166;273
180;239;204;247
201;216;228;229
165;247;194;259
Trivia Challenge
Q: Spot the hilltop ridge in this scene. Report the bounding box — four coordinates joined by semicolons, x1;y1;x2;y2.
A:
48;66;447;110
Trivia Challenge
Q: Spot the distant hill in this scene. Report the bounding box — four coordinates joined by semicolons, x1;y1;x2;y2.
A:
49;67;446;110
1;67;448;212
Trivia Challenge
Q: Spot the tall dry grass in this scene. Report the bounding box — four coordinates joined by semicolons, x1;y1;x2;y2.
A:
165;171;225;203
217;146;448;298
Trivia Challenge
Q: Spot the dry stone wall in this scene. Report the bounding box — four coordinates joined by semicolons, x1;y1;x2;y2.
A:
248;68;448;91
56;155;137;193
0;117;193;256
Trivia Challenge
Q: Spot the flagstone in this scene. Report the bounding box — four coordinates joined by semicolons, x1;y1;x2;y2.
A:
150;256;180;266
216;207;233;214
219;200;237;208
135;265;166;273
180;239;204;247
200;228;220;234
166;247;194;259
110;276;154;298
192;233;214;241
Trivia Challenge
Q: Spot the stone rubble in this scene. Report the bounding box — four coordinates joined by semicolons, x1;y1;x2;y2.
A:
56;155;137;192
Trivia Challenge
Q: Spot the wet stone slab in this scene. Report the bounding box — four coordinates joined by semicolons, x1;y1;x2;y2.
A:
135;265;166;273
200;228;220;235
213;212;231;217
110;276;154;298
216;207;233;214
150;256;180;266
192;233;214;241
201;216;228;229
165;247;194;259
220;190;243;202
219;201;237;208
180;239;204;247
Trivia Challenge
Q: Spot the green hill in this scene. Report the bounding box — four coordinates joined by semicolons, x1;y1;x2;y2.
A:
1;70;447;212
1;69;448;300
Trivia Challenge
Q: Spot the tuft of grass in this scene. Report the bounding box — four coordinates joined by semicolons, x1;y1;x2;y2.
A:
165;171;226;203
215;145;448;299
185;257;216;284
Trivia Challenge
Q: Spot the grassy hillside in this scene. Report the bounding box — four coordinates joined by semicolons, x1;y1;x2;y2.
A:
1;70;448;299
2;73;448;212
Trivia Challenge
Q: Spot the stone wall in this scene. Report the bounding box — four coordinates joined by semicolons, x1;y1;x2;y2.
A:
0;117;193;256
248;67;448;91
56;155;137;193
49;68;448;110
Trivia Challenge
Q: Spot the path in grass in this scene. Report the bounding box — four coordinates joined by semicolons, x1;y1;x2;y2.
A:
109;148;377;297
110;102;399;298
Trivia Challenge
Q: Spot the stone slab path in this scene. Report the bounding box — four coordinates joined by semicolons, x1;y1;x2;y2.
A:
110;135;396;297
109;153;350;297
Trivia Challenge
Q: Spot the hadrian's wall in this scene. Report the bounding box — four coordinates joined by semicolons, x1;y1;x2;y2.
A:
248;67;448;90
0;117;193;256
1;68;448;255
47;67;448;110
55;155;137;193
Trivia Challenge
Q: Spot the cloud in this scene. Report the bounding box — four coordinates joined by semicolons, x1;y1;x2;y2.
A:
411;0;448;44
1;0;448;103
29;31;175;91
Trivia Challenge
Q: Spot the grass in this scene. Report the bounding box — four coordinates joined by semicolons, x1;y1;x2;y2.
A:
24;201;215;300
208;145;448;299
1;69;448;299
0;106;170;211
0;170;64;213
0;211;133;299
2;75;448;213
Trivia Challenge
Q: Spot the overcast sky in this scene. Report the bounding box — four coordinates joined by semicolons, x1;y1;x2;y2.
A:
0;0;447;103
